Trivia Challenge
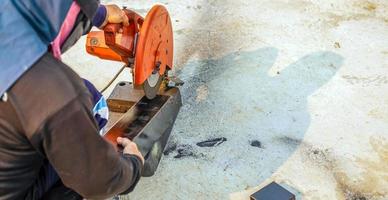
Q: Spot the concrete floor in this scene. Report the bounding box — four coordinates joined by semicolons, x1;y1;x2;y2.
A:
62;0;388;199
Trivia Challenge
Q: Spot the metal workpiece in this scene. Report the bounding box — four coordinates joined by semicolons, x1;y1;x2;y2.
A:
105;82;182;176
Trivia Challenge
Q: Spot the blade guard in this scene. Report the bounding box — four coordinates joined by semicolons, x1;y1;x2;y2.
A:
134;5;173;85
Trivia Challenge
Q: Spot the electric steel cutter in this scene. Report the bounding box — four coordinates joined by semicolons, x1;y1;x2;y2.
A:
85;5;182;176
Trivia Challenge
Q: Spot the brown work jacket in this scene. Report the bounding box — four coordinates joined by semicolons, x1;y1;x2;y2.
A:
0;53;142;199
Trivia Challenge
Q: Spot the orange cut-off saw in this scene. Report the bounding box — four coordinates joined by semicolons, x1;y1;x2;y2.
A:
86;5;174;99
85;5;183;176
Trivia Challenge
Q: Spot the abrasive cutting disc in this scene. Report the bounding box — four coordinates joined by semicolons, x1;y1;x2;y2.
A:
134;5;174;99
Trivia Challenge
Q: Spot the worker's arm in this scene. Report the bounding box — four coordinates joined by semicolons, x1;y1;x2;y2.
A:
92;4;129;28
40;90;143;198
75;0;99;20
56;1;129;54
75;0;129;28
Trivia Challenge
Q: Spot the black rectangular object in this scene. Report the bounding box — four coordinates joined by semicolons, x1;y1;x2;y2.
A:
250;182;295;200
106;84;182;177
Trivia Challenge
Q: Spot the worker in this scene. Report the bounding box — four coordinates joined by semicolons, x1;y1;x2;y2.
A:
0;1;145;199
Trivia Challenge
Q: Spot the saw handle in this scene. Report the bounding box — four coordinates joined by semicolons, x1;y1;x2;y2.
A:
103;23;132;60
103;9;144;62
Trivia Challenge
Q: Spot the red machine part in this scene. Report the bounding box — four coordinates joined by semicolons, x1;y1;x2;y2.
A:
85;5;174;86
86;31;124;62
103;9;144;62
134;5;174;85
86;9;143;64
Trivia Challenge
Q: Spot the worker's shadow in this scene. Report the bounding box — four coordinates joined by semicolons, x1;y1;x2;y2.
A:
168;47;343;188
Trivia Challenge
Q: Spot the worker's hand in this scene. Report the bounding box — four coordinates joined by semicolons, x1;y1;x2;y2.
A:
117;137;145;165
100;5;129;28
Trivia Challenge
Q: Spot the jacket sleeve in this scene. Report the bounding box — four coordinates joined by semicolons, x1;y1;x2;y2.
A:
9;0;100;45
10;0;74;44
76;0;100;20
42;92;142;199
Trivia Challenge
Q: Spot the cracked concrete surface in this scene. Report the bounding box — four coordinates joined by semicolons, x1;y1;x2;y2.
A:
62;0;388;199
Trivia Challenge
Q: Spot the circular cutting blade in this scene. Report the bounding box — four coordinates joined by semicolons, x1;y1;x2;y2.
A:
134;5;173;99
143;72;163;99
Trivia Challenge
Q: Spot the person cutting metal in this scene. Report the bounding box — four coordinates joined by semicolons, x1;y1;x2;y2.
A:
0;0;145;199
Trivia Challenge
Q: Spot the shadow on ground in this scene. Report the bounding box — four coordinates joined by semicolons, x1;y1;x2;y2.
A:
158;47;344;197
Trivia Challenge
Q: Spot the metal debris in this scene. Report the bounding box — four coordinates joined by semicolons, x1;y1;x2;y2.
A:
196;137;227;147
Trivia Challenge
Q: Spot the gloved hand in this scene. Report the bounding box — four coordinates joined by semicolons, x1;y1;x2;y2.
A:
100;5;129;28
